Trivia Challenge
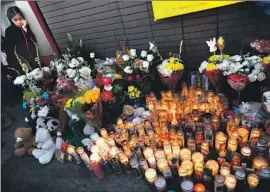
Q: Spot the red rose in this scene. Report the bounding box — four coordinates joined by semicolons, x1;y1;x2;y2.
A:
102;77;113;86
135;73;141;80
228;74;248;83
101;91;113;102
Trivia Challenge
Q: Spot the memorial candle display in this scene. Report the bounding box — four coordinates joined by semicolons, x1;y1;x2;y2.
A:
205;160;219;176
220;162;231;177
247;173;259;188
89;153;104;179
252;156;269;170
215;131;227;151
225;174;237;191
67;145;82;164
145;168;157;184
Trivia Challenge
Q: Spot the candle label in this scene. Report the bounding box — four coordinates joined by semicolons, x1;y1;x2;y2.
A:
215;186;225;192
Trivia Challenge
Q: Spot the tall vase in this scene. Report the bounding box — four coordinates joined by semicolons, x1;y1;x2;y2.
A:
227;74;248;107
158;70;184;93
205;70;224;93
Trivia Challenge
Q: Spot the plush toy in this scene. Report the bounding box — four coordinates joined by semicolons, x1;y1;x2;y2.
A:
14;128;35;157
32;127;56;164
36;117;60;132
120;105;135;119
133;107;145;117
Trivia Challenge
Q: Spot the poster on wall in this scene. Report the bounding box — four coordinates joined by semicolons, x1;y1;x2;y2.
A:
152;1;243;21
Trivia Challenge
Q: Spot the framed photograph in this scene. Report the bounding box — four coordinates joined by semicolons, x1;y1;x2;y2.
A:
189;71;209;90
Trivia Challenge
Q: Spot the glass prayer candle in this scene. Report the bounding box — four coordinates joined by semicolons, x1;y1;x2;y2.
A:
193;183;206;192
247;173;259;188
227;137;238;152
241;146;251;159
205;160;219;176
187;137;196;152
90;132;100;143
178;166;188;179
195;129;204;147
237;126;249;144
192;109;200;122
139;158;149;173
231;152;241;166
119;152;131;173
130;158;142;178
204;123;213;146
249;128;260;145
163;141;172;157
147;156;157;169
194;162;204;181
157;158;169;172
117;118;124;129
76;147;91;170
181;160;194;176
154;177;167;192
91;145;100;154
100;128;109;139
145;168;157;184
220;162;231;177
143;147;154;159
181;180;194;192
153;149;165;159
107;136;116;147
121;140;131;157
180;148;192;161
218;149;227;165
225;174;237;191
214;175;225;192
211;115;220;132
172;141;180;156
201;141;209;156
177;129;185;148
252;156;269;170
215;131;227;151
192;152;204;165
89;153;104;179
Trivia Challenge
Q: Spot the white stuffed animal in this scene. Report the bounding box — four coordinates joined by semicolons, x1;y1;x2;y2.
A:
206;37;217;53
32;128;56;164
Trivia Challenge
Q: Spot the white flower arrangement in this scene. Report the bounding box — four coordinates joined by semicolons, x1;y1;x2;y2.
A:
37;105;50;117
157;59;173;77
263;91;270;112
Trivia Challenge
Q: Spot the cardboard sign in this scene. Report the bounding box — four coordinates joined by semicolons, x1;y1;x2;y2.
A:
152;1;243;21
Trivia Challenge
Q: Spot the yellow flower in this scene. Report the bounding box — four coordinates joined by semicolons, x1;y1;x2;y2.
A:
115;73;123;79
79;96;86;104
209;54;230;62
84;88;100;104
263;56;270;65
65;98;73;108
128;86;135;92
223;54;230;59
206;63;216;71
169;57;175;64
130;92;135;97
165;62;184;71
136;92;140;98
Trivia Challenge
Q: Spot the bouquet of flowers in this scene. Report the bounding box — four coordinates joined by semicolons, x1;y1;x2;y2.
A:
14;67;52;93
126;85;141;100
115;42;155;80
199;37;229;92
64;87;103;126
262;91;270;114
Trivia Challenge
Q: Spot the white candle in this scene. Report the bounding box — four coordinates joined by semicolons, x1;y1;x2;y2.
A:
145;168;157;184
147;156;157;169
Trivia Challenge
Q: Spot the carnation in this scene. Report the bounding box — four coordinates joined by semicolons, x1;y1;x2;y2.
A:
56;63;64;73
77;57;84;63
66;69;77;79
79;66;91;80
257;72;266;81
141;50;147;58
124;66;133;74
37;105;49;117
104;84;113;91
30;68;43;80
142;61;150;69
122;55;130;61
147;54;154;62
14;75;26;86
69;58;80;68
130;49;137;57
248;74;257;82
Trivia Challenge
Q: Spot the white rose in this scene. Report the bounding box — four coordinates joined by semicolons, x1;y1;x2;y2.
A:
79;66;91;80
257;72;266;81
147;54;154;62
90;53;95;58
130;49;136;57
69;58;80;68
142;61;150;68
77;57;84;63
104;84;113;91
37;106;50;117
66;69;77;79
56;63;64;73
73;75;80;83
248;74;257;82
140;50;147;58
14;75;26;85
42;67;50;72
124;66;133;74
122;55;130;61
30;68;43;80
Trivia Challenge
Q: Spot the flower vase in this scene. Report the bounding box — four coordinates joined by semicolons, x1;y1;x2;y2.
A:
158;70;184;93
227;74;248;106
205;70;224;93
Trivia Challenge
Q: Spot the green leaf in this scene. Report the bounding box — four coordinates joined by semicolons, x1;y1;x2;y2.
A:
112;84;123;93
23;90;35;101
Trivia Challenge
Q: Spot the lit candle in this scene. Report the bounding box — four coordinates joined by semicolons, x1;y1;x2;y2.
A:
157;158;169;172
108;146;122;174
139;158;149;173
215;131;227;151
247;173;259;189
181;160;194;176
227;137;238;152
237;126;249;144
220;162;231;177
90;132;99;143
241;146;251;159
91;145;100;154
178;166;188;180
107;136;116;147
192;152;204;165
249;128;260;145
163;141;172;157
205;160;219;176
231;152;241;166
194;162;204;181
100;128;109;139
76;147;91;170
252;156;269;170
180;148;192;161
154;177;167;192
172;140;180;156
89;153;104;179
130;158;142;178
201;141;209;156
143;147;154;159
225;174;237;191
154;149;166;161
145;168;157;184
147;156;157;169
187;137;196;152
67;145;82;164
119;152;131;173
193;183;206;192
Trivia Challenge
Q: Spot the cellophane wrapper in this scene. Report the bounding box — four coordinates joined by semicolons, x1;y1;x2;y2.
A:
205;70;224;90
158;70;183;91
56;76;78;93
227;74;248;92
250;40;270;53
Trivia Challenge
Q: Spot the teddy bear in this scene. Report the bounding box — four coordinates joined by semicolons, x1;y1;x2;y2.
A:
32;127;56;164
14;128;35;157
120;105;135;120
